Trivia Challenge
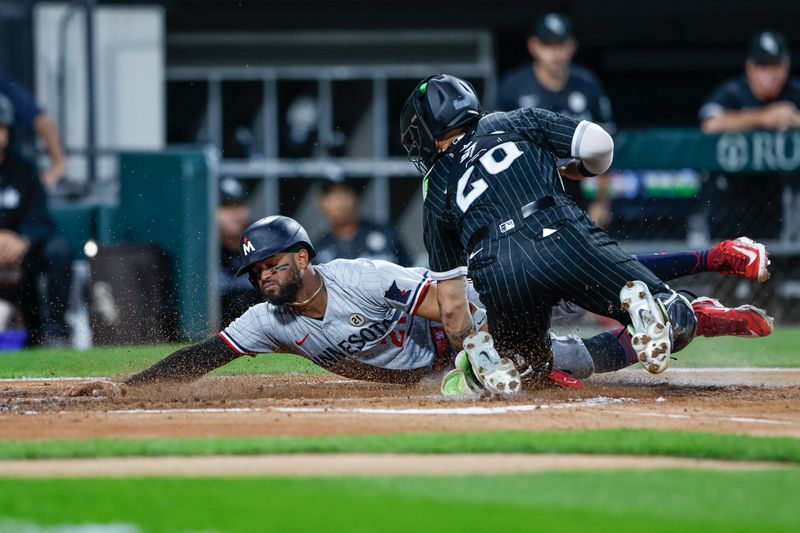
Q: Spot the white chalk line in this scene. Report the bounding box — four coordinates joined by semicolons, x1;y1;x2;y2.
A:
272;396;632;415
616;368;800;374
604;409;795;426
0;377;107;382
0;376;355;385
7;398;799;428
10;397;631;417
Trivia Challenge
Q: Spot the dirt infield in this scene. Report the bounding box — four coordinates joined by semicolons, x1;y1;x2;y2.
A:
1;454;792;478
2;369;799;441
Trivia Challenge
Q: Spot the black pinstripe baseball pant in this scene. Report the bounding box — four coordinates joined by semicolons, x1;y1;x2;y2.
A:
468;209;668;367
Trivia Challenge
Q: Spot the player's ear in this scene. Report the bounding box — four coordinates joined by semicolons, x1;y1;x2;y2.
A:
567;39;578;55
527;37;539;59
295;248;310;269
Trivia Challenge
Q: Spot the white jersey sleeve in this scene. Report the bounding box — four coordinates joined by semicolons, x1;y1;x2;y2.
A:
356;259;432;316
219;304;279;355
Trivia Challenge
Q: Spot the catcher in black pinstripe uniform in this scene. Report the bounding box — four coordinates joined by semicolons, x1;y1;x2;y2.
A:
400;74;697;390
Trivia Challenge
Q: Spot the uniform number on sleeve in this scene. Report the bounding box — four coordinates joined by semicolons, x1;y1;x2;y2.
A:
456;141;524;213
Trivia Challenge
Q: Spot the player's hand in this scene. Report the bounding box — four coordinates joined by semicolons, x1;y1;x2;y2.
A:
64;380;125;398
587;200;612;228
0;230;29;266
759;102;800;130
41;165;65;189
558;159;584;181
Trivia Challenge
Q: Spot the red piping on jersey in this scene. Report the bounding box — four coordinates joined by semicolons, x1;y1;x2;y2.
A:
410;279;432;316
218;331;248;355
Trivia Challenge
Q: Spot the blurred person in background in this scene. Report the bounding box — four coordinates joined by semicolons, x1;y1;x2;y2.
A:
315;177;411;266
0;94;71;346
700;31;800;132
218;177;260;327
0;66;66;188
699;31;800;239
496;13;613;227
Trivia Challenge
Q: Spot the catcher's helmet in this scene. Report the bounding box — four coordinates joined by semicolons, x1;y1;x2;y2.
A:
235;215;316;276
0;94;14;127
400;74;481;173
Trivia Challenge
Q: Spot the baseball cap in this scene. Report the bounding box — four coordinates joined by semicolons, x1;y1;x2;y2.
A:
531;13;574;43
748;31;790;64
219;177;248;206
0;93;14;127
319;176;362;195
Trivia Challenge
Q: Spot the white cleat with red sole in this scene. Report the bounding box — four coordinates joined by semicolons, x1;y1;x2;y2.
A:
620;280;672;374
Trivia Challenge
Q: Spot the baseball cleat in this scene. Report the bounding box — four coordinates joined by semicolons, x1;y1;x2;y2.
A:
708;237;770;282
547;368;584;389
692;297;773;338
462;333;522;395
440;369;479;397
620;280;672;374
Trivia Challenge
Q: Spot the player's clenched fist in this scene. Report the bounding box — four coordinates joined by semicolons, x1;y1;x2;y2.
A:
64;380;125;398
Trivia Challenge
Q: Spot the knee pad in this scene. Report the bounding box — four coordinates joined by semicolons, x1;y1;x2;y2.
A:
549;333;595;379
655;290;697;353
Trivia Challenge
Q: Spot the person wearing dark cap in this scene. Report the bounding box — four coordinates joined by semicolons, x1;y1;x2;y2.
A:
217;177;260;327
315;178;411;266
0;94;72;346
496;13;614;227
0;67;66;188
699;31;800;240
700;31;800;132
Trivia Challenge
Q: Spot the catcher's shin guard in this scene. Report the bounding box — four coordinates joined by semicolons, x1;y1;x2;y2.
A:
656;289;697;352
620;281;672;374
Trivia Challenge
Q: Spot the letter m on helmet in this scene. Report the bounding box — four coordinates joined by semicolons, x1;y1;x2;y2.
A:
242;238;256;256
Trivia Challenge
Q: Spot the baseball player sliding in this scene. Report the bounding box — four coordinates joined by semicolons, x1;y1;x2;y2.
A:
68;216;771;398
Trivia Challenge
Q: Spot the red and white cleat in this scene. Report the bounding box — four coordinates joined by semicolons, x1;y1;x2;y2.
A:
708;237;770;282
692;297;773;338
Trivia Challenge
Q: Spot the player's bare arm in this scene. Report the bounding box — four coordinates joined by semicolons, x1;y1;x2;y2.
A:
433;276;475;351
702;103;800;133
65;336;244;397
414;281;487;333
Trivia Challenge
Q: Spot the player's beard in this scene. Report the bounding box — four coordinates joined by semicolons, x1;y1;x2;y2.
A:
261;262;303;306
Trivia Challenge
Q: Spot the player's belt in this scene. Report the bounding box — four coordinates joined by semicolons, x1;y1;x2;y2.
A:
468;195;558;248
520;195;556;217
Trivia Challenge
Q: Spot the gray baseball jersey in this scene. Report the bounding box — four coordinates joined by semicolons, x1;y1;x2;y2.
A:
220;258;438;372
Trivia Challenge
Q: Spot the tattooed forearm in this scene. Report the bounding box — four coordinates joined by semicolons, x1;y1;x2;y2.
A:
446;321;476;351
435;276;475;351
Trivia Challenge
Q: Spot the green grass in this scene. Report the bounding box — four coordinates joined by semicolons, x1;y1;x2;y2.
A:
0;343;325;379
1;327;799;379
1;470;799;532
674;330;800;367
2;429;799;463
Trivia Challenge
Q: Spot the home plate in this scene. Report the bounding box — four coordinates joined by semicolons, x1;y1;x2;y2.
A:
591;368;800;388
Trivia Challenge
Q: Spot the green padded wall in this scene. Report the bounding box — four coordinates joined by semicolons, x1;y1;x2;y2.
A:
49;203;96;258
116;151;218;341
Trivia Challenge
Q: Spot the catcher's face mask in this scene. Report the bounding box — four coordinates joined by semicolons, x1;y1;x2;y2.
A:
400;81;438;174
